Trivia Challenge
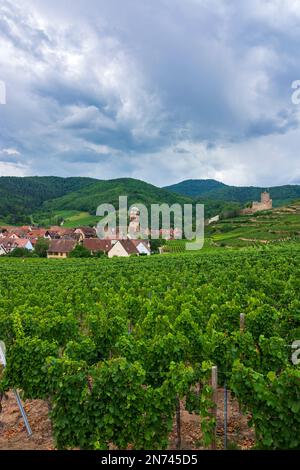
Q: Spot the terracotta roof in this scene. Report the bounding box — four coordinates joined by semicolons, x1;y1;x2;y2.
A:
75;227;96;237
0;238;17;249
0;237;32;249
48;227;75;236
15;239;32;248
83;239;112;253
8;229;28;237
47;240;77;254
45;231;61;239
29;229;47;238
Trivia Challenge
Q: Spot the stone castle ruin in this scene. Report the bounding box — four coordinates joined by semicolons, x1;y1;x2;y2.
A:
241;191;273;215
252;191;273;212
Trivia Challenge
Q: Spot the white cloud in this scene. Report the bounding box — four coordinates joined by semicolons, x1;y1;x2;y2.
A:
1;147;21;156
0;0;300;185
0;161;29;176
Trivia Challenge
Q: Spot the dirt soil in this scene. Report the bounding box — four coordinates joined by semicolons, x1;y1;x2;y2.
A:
0;388;255;450
0;392;54;450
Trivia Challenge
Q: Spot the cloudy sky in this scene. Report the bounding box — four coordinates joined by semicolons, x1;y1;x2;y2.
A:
0;0;300;187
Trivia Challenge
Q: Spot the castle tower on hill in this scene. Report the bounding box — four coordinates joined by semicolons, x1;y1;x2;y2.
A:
252;190;272;212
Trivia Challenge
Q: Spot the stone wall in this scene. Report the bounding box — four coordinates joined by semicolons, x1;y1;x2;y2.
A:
240;191;272;215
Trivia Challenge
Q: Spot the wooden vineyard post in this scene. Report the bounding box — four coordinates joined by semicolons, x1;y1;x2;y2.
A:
175;395;181;449
240;313;245;332
238;313;245;415
211;365;218;450
224;380;228;450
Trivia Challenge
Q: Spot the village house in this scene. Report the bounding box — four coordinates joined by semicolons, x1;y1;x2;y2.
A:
28;228;48;239
16;239;34;251
82;239;112;255
0;221;153;259
108;239;139;258
131;239;151;255
0;227;9;238
7;232;21;239
0;237;34;254
44;230;61;240
0;244;7;256
75;227;96;240
47;240;77;258
45;226;76;239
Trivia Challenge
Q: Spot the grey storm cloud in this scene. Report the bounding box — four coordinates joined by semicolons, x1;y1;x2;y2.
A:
0;0;300;185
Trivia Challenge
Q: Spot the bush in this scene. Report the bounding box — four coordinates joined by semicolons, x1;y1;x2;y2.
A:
69;245;92;258
35;238;50;258
7;248;35;258
93;250;107;258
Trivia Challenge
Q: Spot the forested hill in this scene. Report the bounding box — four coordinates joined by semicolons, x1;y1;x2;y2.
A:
42;178;192;214
164;179;226;197
165;179;300;206
0;176;98;223
0;176;192;225
1;175;300;225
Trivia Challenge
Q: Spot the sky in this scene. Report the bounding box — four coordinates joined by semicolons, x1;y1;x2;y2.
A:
0;0;300;187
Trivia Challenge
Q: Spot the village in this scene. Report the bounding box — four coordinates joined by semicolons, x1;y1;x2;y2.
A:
0;207;171;258
0;213;150;260
0;192;273;258
0;225;153;258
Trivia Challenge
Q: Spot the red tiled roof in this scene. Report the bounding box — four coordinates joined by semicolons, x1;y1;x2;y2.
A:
75;227;96;237
15;239;31;248
0;237;32;249
0;237;17;249
48;227;75;236
83;239;112;253
29;229;47;238
47;240;77;254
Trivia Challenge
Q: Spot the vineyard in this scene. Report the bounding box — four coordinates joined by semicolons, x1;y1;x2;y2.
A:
0;245;300;450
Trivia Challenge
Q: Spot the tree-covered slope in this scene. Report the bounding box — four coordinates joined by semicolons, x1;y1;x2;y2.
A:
1;175;300;226
165;179;300;206
200;185;300;206
41;178;193;214
0;176;98;222
164;179;226;197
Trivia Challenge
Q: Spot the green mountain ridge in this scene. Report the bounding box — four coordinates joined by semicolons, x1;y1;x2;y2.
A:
42;178;192;213
0;176;300;226
165;179;300;206
0;176;98;223
164;179;227;197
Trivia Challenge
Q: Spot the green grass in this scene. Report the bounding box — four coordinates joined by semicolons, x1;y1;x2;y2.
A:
205;201;300;248
34;210;101;228
61;212;100;228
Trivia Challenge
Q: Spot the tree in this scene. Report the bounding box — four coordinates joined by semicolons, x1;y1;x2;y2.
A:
93;250;107;258
69;244;92;258
35;238;50;258
150;238;166;254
